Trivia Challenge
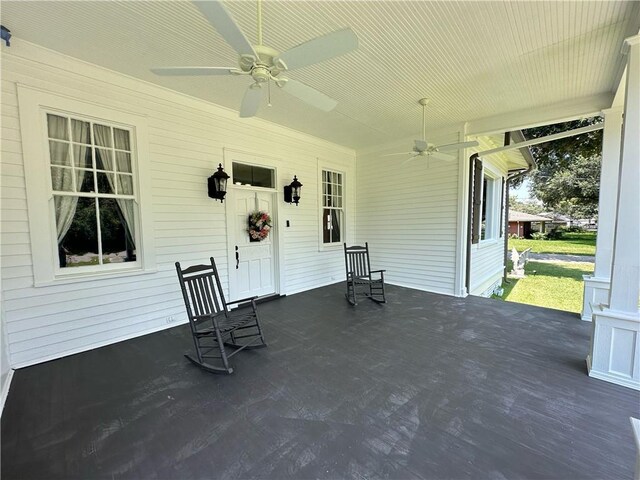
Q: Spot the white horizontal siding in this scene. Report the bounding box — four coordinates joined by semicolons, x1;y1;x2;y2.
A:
1;44;355;367
355;133;463;295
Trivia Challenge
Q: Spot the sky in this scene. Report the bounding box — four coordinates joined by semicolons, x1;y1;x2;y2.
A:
509;178;537;203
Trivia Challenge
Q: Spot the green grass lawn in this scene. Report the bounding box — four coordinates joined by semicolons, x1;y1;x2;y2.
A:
495;260;594;313
508;232;596;256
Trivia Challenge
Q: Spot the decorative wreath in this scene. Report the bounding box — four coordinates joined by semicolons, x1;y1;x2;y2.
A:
247;210;272;241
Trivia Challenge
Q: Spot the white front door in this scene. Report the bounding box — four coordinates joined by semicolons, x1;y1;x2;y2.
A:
228;189;277;301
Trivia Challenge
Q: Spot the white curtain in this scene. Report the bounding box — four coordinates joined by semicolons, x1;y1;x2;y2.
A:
93;125;136;248
49;116;88;244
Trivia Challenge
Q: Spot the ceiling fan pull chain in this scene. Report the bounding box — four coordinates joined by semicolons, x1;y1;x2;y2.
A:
268;78;272;107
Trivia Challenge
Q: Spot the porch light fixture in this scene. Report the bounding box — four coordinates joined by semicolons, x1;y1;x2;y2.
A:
208;163;230;203
284;175;302;205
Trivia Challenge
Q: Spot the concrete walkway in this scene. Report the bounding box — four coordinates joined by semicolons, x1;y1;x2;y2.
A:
529;253;595;263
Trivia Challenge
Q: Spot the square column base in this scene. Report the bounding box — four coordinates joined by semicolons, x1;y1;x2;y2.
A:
581;275;611;321
588;306;640;390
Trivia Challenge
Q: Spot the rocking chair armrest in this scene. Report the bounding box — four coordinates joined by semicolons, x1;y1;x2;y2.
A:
226;296;258;307
370;269;386;274
193;312;226;326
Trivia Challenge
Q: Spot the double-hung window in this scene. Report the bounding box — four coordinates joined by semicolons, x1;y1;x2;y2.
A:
18;86;154;285
47;113;138;269
321;169;344;245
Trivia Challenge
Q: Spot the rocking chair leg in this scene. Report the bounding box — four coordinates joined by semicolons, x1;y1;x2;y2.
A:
215;327;233;374
345;281;357;305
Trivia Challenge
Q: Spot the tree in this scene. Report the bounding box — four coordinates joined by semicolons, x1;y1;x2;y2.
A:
519;117;602;218
508;199;545;215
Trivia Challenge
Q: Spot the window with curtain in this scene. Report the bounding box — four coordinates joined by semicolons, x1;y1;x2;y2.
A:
321;169;344;244
46;113;138;269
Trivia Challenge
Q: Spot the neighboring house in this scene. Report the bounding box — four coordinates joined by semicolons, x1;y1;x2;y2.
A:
540;212;573;229
0;0;637;394
508;210;548;238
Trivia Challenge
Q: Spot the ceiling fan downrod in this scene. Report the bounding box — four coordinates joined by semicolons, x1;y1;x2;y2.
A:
257;0;263;46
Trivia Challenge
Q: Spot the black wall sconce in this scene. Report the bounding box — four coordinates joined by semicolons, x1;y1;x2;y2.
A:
284;175;303;206
208;163;230;203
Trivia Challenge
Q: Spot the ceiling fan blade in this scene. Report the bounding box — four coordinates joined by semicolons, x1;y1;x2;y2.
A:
436;140;479;152
239;85;263;118
401;154;420;167
151;67;239;76
193;0;257;58
382;152;415;157
275;28;358;71
414;139;428;152
430;151;456;162
279;79;338;112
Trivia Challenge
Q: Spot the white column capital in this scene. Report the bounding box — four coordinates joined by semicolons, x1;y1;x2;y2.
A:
600;106;623;117
623;34;640;53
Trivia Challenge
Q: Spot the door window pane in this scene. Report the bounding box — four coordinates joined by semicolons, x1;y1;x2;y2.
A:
232;162;275;188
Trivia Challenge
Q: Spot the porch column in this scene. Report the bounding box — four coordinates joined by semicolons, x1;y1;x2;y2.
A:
588;35;640;390
581;106;623;321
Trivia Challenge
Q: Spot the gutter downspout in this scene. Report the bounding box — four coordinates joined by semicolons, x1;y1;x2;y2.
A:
465;153;479;295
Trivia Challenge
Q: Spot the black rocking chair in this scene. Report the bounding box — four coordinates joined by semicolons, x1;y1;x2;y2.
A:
175;257;267;374
344;242;387;305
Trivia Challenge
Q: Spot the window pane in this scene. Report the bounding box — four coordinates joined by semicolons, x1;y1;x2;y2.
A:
323;209;331;243
57;197;99;268
118;174;133;195
78;170;95;193
116;152;132;173
51;167;74;192
93;124;112;147
232;162;274;188
331;210;341;243
47;114;69;140
71;119;91;144
49;141;71;166
113;128;131;151
96;172;115;194
73;144;92;169
96;148;114;171
99;198;135;264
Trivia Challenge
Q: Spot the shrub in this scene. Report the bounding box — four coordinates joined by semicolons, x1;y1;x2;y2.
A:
531;232;548;240
547;227;566;240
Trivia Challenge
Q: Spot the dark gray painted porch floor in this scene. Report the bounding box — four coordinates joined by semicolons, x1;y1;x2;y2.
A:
2;284;639;480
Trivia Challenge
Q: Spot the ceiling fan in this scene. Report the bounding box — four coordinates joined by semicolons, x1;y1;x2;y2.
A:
385;98;479;163
151;0;358;118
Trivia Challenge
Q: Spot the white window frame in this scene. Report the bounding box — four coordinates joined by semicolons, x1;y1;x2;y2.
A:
480;165;502;243
319;167;345;249
17;86;156;286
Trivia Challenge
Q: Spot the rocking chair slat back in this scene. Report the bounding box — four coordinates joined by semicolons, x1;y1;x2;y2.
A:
344;244;371;278
178;260;227;320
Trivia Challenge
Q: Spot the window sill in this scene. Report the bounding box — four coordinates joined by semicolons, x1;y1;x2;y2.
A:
319;243;343;252
477;238;500;248
34;265;158;288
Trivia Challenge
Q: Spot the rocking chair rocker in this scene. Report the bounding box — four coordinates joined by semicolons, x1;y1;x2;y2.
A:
175;257;267;374
343;242;387;305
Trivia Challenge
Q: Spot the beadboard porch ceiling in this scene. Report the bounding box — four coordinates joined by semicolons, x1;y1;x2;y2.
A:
2;1;638;149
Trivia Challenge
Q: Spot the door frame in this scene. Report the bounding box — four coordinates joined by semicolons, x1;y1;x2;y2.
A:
223;148;283;302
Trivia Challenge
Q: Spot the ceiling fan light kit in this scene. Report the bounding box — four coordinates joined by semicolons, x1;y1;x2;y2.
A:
151;0;358;118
